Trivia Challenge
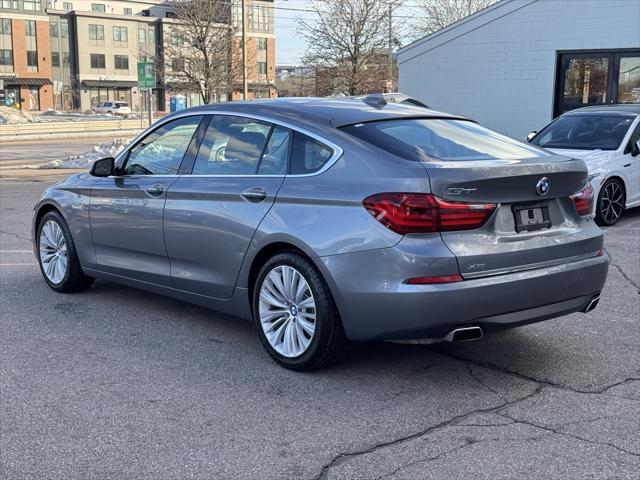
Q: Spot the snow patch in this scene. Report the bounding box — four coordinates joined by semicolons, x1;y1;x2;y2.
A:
0;106;41;124
39;138;130;169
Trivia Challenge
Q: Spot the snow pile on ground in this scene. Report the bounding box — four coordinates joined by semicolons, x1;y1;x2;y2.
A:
39;138;130;169
0;106;40;124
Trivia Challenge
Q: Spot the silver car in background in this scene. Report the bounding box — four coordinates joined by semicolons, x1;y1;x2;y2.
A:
33;97;609;370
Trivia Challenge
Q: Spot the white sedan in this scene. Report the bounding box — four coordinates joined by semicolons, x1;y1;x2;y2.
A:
92;101;132;116
529;105;640;226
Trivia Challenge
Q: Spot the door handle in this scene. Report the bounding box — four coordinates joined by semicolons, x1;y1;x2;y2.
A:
145;184;165;196
241;187;267;203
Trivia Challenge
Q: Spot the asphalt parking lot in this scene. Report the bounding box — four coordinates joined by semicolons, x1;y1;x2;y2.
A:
1;174;639;479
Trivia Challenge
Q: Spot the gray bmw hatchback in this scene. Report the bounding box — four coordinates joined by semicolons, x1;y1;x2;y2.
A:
33;97;609;370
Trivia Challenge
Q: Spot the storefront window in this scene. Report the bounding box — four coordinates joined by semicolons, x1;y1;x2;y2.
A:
28;86;40;110
617;57;640;104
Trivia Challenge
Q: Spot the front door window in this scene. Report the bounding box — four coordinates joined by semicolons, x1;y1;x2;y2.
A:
123;116;203;175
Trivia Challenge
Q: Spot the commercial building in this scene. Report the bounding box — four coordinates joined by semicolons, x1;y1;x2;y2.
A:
397;0;640;138
0;0;276;111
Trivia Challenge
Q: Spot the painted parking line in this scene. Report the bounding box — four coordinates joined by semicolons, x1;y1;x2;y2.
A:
0;263;36;266
0;250;33;254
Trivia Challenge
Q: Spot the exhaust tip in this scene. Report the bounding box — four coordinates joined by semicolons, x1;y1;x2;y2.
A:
583;295;600;313
445;326;484;343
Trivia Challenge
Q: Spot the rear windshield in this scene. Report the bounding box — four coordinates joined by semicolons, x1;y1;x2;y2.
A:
530;114;634;150
341;118;549;161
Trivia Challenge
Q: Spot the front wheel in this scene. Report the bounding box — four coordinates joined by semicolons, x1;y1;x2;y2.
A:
37;211;94;292
252;252;349;371
595;178;625;226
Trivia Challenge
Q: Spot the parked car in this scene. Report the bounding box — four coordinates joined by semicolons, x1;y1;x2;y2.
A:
528;105;640;226
33;97;608;370
92;101;132;116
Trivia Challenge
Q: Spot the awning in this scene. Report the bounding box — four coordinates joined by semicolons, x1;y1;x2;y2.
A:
82;80;138;88
3;77;53;86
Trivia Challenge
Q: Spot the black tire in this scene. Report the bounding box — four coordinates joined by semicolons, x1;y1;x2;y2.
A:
252;252;350;371
595;178;625;226
36;210;94;293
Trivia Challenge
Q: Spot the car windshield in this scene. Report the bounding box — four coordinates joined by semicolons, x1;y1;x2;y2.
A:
531;114;634;150
341;118;548;161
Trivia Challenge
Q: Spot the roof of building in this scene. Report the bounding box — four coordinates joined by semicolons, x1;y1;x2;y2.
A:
184;97;465;128
397;0;532;63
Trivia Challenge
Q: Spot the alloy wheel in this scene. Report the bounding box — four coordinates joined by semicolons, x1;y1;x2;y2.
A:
39;220;68;284
600;181;624;225
258;265;316;358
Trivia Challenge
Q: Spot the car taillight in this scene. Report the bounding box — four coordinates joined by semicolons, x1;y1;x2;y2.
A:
363;193;496;234
571;183;594;216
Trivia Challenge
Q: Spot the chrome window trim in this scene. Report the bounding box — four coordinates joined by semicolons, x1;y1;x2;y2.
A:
115;110;344;178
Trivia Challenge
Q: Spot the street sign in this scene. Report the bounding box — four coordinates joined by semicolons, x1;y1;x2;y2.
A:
137;62;156;89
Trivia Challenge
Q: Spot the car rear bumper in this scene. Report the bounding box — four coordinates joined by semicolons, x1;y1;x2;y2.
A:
319;244;609;341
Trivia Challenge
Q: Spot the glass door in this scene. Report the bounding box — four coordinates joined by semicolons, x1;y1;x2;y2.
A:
555;50;640;117
556;53;612;115
613;54;640;104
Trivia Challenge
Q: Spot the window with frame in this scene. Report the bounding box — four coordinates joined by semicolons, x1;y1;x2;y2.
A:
138;28;146;43
0;49;13;66
147;28;155;44
192;115;271;175
256;37;267;51
91;3;105;12
1;1;19;9
248;3;271;33
0;18;11;35
123;116;203;176
23;0;41;11
88;24;104;40
257;62;267;76
90;53;105;69
51;52;60;67
27;50;38;68
49;20;58;37
123;7;132;15
25;20;36;36
63;2;73;10
60;19;68;38
114;54;128;70
290;132;333;174
113;26;128;42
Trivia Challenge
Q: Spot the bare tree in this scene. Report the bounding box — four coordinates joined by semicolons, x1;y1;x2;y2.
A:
413;0;497;35
162;0;239;104
299;0;401;96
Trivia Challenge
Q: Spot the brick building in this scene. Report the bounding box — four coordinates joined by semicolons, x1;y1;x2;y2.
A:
0;0;277;112
0;0;54;111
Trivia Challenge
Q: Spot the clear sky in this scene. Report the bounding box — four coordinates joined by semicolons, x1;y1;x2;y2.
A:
274;0;315;66
274;0;426;66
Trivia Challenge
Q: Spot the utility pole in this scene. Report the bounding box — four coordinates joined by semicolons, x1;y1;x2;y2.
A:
388;2;393;93
241;0;248;99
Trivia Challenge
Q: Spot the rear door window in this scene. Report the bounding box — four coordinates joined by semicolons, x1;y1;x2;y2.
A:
192;115;271;175
342;119;548;161
290;132;333;174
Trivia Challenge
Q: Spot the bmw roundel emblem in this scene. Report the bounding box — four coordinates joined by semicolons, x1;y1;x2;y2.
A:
536;177;550;196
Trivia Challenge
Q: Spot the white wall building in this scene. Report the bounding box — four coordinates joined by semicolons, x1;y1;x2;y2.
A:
397;0;640;138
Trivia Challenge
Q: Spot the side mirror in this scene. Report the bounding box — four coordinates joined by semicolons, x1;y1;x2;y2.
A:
90;157;115;177
526;131;537;142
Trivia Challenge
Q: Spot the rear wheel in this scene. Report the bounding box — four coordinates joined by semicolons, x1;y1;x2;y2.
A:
252;252;349;371
595;178;625;226
37;211;94;292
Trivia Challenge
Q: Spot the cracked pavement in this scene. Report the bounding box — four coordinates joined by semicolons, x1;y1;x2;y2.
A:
1;177;639;479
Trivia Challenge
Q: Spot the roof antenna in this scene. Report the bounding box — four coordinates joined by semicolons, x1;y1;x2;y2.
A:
362;94;387;109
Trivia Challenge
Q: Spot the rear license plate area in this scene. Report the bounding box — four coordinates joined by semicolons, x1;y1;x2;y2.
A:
512;202;552;233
